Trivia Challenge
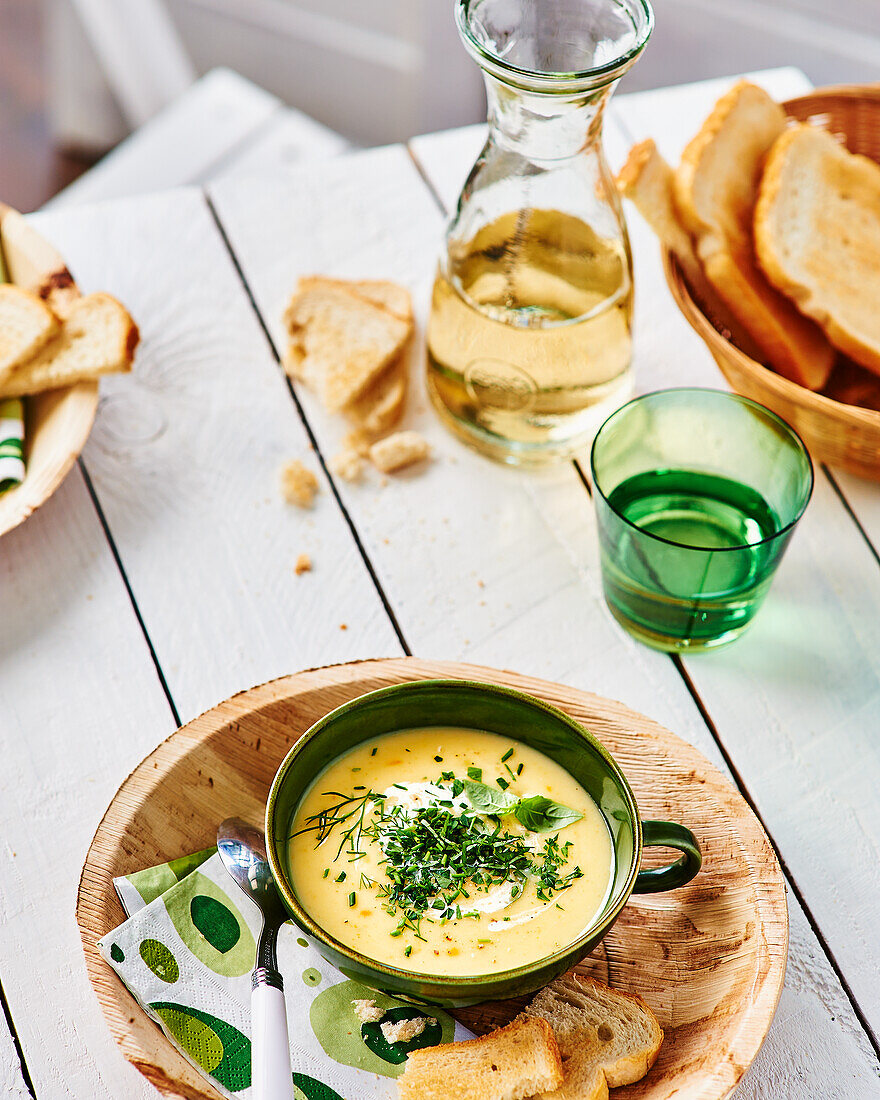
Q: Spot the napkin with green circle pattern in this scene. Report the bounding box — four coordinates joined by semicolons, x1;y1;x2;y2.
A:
99;848;472;1100
0;399;25;494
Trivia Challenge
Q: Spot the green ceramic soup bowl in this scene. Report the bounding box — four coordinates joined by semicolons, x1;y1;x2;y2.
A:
265;679;701;1008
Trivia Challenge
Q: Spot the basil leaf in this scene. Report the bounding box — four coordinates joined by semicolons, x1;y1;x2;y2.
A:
515;796;583;833
463;779;518;815
466;766;482;782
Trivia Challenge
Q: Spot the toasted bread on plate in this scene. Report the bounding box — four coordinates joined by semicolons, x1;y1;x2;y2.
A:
0;285;59;384
397;1016;562;1100
0;292;138;398
675;81;835;390
523;973;663;1099
755;123;880;376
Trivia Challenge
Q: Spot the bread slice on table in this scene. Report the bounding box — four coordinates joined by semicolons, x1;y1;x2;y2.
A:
521;973;663;1099
298;275;413;324
344;349;409;436
675;80;835;391
283;279;412;412
0;292;139;398
0;285;60;384
397;1016;562;1100
755;123;880;377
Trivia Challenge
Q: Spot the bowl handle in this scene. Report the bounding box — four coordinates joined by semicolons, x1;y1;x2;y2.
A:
633;820;702;893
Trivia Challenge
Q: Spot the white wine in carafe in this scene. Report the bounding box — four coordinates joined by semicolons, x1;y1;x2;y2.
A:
427;209;633;463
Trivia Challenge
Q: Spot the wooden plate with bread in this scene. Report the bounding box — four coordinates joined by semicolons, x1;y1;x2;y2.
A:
77;659;787;1100
0;204;138;537
619;83;880;481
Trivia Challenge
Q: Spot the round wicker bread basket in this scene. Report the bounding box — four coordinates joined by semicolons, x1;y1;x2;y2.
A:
663;83;880;480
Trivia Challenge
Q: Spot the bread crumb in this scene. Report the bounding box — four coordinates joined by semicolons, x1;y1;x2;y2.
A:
330;448;364;483
281;460;319;507
352;999;385;1024
294;553;312;575
380;1016;435;1043
369;430;430;473
343;429;373;457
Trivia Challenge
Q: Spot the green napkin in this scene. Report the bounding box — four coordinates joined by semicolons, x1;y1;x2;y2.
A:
0;399;25;494
100;849;471;1099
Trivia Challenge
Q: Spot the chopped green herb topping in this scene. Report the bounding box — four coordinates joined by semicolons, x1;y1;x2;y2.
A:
292;771;584;942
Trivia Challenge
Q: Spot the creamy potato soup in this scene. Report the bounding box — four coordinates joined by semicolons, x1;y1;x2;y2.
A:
288;728;615;976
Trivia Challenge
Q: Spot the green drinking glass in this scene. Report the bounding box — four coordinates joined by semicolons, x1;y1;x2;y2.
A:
590;388;814;652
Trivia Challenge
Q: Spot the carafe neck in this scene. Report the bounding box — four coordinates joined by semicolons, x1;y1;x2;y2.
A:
484;76;615;161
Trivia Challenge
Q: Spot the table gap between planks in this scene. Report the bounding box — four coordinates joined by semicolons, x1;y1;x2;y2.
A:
0;67;877;1098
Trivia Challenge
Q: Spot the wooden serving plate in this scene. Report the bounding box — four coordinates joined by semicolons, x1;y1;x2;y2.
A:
77;659;788;1100
0;204;98;537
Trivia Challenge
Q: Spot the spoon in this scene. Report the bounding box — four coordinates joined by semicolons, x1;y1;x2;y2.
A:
218;817;295;1100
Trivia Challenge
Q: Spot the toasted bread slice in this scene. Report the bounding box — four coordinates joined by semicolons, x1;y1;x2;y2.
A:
618;139;705;288
522;973;663;1099
298;276;413;324
283;281;411;412
616;139;763;359
398;1017;562;1100
0;292;138;398
755;123;880;376
0;284;60;384
344;349;409;436
675;81;835;390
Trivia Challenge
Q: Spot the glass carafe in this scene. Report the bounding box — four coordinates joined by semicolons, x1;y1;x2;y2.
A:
427;0;653;465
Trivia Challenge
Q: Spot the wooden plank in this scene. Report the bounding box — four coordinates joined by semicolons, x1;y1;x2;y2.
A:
0;1017;30;1100
829;470;880;565
29;188;403;726
45;68;281;209
209;108;350;183
610;71;880;1044
0;467;177;1100
209;136;880;1092
409;122;485;214
207;144;713;744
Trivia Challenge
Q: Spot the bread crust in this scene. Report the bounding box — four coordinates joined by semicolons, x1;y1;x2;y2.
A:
0;291;138;398
0;284;60;384
522;972;664;1099
755;124;880;376
674;81;835;390
399;1016;563;1100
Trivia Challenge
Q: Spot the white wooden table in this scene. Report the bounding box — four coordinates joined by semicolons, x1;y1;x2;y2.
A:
1;67;880;1099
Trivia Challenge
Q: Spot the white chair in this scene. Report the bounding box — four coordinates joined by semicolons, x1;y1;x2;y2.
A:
47;0;485;152
45;0;350;209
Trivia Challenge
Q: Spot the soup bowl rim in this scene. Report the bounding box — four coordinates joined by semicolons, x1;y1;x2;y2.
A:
265;678;643;990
